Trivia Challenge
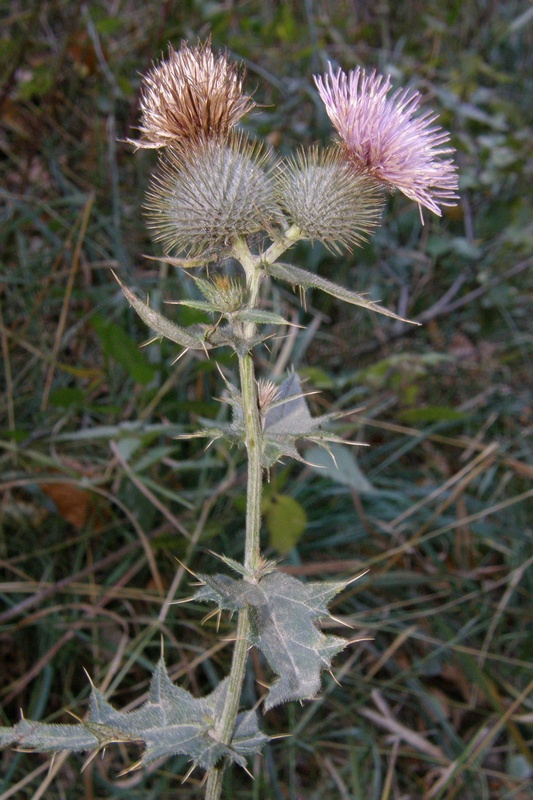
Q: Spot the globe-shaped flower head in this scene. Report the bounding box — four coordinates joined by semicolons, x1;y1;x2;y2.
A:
314;65;459;217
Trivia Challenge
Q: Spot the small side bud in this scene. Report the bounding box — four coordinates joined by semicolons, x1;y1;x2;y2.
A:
196;275;246;312
275;147;385;252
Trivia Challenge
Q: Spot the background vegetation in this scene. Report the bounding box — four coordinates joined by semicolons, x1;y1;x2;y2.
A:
1;1;532;798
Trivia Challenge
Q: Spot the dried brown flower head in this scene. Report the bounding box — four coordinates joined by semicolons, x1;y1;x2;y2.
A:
129;40;256;149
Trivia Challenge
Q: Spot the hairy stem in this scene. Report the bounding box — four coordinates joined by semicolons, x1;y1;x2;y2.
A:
205;241;264;800
262;223;302;264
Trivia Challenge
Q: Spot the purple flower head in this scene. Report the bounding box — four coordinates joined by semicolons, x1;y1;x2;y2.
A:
314;64;459;217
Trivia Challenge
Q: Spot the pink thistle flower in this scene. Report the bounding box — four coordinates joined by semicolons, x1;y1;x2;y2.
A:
314;64;459;217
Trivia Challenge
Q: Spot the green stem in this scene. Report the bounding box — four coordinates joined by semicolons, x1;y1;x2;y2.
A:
204;242;264;800
262;223;302;265
204;610;251;800
239;353;263;572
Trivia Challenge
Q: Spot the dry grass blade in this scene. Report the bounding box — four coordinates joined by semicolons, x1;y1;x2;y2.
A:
41;192;95;412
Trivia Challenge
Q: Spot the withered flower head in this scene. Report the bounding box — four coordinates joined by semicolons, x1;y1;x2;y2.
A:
314;64;459;217
129;40;256;149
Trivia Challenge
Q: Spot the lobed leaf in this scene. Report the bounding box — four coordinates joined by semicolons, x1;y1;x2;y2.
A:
263;372;315;434
3;660;267;773
261;372;358;467
232;709;271;756
198;372;361;465
195;570;348;710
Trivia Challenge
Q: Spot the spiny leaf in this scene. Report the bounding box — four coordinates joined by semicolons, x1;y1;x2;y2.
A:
194;571;348;710
263;372;315;434
0;726;26;748
232;309;292;326
114;275;216;350
266;261;419;324
114;274;273;355
171;299;221;313
199;372;362;465
4;660;267;772
233;709;271;756
10;719;100;752
260;372;359;467
172;302;292;327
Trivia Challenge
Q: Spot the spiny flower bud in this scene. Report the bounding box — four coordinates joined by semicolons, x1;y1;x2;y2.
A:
129;40;255;149
275;146;385;252
257;379;282;414
196;275;246;312
144;135;282;257
314;64;459;217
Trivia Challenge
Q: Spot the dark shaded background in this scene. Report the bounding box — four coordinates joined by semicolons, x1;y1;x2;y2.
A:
1;2;532;798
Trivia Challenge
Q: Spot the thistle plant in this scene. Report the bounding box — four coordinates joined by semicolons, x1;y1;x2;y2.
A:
1;41;458;799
